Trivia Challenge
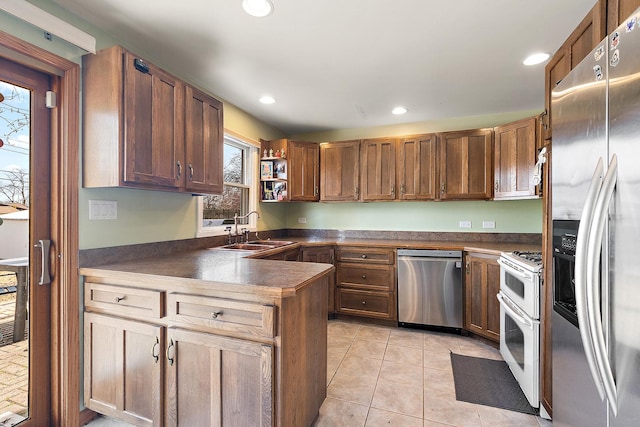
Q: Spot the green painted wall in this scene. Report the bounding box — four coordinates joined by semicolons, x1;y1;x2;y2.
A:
284;199;542;233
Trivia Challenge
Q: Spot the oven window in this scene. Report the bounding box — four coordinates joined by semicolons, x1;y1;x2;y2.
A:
505;314;525;370
505;272;525;299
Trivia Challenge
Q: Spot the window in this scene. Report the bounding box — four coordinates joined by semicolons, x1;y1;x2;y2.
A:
197;135;257;236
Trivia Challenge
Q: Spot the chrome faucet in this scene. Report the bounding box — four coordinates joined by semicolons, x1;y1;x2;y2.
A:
233;210;260;242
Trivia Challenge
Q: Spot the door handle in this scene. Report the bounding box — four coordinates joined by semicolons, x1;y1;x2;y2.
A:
586;154;618;414
34;239;51;285
575;157;605;401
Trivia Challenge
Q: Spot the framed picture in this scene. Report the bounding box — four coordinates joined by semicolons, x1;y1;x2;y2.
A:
260;161;273;179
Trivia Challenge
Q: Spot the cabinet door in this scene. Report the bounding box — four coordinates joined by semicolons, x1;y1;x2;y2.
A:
320;140;360;201
289;141;319;201
607;0;640;34
184;86;223;194
494;117;537;199
301;246;335;314
397;134;437;200
543;2;606;142
439;130;493;200
361;138;396;201
84;312;163;426
165;328;273;427
123;52;184;188
464;254;500;342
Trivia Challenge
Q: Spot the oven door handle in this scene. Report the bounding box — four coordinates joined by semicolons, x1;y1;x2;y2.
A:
575;157;606;401
587;154;618;415
496;292;532;329
496;259;532;280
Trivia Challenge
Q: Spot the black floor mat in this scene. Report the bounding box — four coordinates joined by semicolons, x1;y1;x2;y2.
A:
450;352;537;415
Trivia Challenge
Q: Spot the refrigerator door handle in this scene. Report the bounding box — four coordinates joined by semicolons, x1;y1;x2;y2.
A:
575;157;606;400
587;154;618;415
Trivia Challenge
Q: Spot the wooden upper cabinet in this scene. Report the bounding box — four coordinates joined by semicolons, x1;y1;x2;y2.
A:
184;86;223;194
543;1;606;141
289;140;320;201
83;45;223;195
438;129;493;200
493;117;538;199
360;138;396;201
320;140;361;201
607;0;640;34
396;134;437;200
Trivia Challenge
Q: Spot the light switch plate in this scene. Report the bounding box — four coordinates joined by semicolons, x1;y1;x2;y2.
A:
459;220;472;229
89;200;118;220
482;221;496;229
298;217;307;224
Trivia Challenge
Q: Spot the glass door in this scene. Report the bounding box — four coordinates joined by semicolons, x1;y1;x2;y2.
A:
0;57;52;426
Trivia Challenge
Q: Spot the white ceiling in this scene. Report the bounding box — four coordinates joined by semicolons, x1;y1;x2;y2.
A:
52;0;597;135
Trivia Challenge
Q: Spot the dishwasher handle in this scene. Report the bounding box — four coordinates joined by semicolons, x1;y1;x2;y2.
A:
398;256;463;264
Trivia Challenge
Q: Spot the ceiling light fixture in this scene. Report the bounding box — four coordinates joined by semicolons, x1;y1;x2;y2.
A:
259;95;276;104
523;53;550;66
242;0;274;17
392;106;408;115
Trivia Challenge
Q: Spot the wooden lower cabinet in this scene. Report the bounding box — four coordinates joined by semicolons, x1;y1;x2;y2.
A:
464;252;500;342
300;246;335;314
335;246;396;321
83;272;328;427
165;329;273;427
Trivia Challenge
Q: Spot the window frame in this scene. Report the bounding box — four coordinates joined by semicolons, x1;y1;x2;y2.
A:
196;134;258;237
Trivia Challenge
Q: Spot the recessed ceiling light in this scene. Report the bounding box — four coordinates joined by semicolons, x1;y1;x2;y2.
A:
242;0;273;17
523;53;550;66
259;95;276;104
392;106;408;115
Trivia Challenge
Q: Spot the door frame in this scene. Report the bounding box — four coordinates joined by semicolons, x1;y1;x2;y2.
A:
0;31;80;426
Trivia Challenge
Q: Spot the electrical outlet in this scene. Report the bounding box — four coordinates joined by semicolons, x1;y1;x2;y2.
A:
459;220;472;229
298;217;307;224
482;221;496;229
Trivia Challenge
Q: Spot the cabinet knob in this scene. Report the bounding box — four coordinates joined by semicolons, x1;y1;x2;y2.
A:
391;185;395;195
361;274;366;279
188;164;194;181
176;161;182;180
494;181;499;192
361;254;367;259
114;296;126;303
441;184;445;194
211;311;223;319
362;301;366;306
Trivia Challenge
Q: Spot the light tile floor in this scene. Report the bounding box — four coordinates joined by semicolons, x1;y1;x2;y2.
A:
84;319;554;427
313;319;552;427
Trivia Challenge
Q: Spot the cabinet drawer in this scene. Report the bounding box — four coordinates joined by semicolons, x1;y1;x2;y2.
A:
336;288;395;320
85;282;163;318
167;293;275;339
337;263;394;291
336;247;395;264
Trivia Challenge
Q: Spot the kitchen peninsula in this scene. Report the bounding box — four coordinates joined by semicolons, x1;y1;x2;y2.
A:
80;247;333;427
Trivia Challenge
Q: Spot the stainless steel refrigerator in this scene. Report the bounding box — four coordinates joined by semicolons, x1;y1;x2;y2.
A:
552;8;640;427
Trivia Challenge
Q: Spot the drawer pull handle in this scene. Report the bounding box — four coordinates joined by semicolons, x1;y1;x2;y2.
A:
211;311;223;319
114;296;126;303
362;301;366;305
152;336;160;363
361;274;366;279
166;339;175;366
361;254;367;259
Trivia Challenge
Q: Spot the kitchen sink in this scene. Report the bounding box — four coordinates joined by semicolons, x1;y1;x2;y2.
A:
219;243;275;251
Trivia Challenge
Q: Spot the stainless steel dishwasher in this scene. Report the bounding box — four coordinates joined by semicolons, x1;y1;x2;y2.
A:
397;249;463;329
